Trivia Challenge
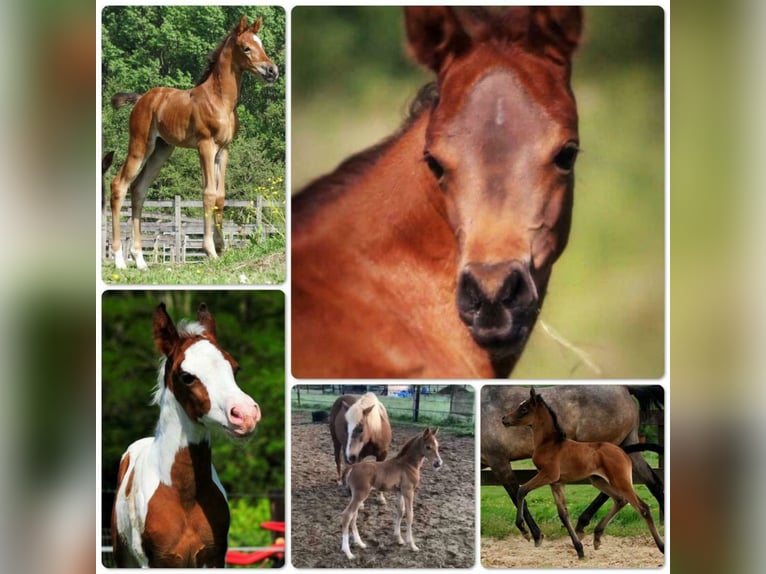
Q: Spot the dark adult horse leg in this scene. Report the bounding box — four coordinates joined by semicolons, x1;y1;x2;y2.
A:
574;385;665;535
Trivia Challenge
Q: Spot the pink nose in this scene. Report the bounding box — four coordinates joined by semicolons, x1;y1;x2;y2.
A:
229;402;261;435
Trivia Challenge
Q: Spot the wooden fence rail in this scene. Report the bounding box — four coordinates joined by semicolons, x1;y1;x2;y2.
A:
101;195;283;264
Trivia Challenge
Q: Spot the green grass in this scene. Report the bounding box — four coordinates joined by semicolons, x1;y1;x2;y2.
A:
481;480;664;540
102;235;285;285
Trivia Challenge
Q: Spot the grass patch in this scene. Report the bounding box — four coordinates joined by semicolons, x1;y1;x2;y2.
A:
102;235;285;285
481;482;664;540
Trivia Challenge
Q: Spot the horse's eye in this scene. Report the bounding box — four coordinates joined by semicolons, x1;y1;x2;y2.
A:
554;142;579;172
180;372;196;385
242;46;251;54
426;445;432;450
423;152;445;181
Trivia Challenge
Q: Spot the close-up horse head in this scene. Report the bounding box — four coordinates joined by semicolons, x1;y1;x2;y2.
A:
344;393;387;464
230;15;279;83
153;302;261;441
406;7;582;361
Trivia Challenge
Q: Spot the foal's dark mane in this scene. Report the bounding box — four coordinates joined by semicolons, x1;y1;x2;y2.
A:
196;21;241;86
394;433;424;461
539;397;567;443
292;82;440;220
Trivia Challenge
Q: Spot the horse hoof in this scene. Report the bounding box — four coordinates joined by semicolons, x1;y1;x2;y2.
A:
533;533;544;547
411;544;420;552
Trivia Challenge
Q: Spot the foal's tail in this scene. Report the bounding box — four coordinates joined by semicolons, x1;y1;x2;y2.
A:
111;92;142;109
623;442;664;455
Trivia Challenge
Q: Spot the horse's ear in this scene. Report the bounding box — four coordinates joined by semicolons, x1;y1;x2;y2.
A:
236;15;249;35
527;6;583;64
529;387;537;400
433;427;440;436
251;16;263;34
404;6;472;73
341;399;353;410
422;427;431;437
153;302;179;356
196;303;218;341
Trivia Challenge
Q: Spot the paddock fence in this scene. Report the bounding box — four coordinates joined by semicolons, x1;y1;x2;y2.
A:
101;195;284;264
291;385;475;429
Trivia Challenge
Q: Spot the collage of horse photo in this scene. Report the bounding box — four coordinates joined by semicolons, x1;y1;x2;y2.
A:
98;4;667;572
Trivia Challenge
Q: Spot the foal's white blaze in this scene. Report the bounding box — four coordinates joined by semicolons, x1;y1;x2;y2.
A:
252;34;263;48
181;339;261;437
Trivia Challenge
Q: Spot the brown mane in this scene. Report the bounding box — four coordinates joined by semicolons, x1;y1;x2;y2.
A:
196;22;239;86
292;82;439;221
393;432;422;460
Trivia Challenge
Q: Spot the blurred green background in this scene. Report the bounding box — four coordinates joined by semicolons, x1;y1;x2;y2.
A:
291;7;665;379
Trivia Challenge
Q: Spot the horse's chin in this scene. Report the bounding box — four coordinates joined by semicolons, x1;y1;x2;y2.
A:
468;323;532;355
221;425;257;442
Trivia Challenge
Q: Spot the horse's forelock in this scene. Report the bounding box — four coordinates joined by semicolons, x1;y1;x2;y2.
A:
177;320;207;338
345;393;384;433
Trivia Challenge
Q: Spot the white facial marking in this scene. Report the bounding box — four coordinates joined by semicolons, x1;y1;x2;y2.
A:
180;339;246;429
495;97;505;126
252;34;263;48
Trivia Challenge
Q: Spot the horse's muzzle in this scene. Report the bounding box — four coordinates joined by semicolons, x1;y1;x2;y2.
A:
258;63;279;83
456;261;539;351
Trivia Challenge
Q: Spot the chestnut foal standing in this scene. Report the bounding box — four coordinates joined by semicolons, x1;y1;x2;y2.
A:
502;388;664;559
340;428;443;559
109;15;278;269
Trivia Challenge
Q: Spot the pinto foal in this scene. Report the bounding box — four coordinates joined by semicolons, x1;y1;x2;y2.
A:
111;303;261;567
503;388;664;558
340;427;443;559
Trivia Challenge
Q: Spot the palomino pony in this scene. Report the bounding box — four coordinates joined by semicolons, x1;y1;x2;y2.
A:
503;388;664;558
109;15;278;270
482;385;663;546
329;392;392;485
111;303;261;567
340;428;443;559
292;7;583;378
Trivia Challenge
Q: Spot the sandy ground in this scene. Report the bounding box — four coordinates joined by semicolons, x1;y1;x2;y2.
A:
481;533;665;569
290;412;475;568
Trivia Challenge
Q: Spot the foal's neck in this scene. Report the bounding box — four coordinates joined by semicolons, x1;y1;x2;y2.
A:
205;40;243;110
531;405;564;448
153;388;213;485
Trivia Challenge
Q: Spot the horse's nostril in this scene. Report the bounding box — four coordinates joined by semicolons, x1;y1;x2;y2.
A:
230;406;241;421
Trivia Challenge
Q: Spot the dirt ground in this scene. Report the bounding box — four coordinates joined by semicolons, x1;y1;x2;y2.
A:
290;411;475;568
481;534;665;568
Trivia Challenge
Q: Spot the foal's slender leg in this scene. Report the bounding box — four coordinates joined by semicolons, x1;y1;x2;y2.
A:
111;126;154;269
350;506;366;550
624;489;665;553
340;492;365;559
516;471;556;543
393;493;405;545
213;147;228;254
128;140;174;270
550;483;585;559
486;456;543;545
403;488;419;551
198;139;221;259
